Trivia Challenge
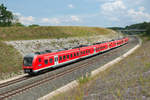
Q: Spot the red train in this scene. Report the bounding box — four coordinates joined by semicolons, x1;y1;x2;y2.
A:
23;37;129;75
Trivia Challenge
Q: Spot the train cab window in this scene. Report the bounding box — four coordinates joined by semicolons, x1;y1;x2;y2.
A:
67;55;69;59
63;55;66;60
49;58;53;63
38;58;41;62
59;56;62;61
23;57;33;66
70;54;73;58
44;59;48;64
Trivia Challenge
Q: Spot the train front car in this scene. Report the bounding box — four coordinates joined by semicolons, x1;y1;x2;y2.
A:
23;53;36;75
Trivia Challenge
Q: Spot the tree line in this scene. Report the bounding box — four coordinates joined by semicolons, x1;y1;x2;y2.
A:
0;4;39;27
108;22;150;36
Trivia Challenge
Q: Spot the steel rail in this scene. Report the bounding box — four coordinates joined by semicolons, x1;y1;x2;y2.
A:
0;42;130;100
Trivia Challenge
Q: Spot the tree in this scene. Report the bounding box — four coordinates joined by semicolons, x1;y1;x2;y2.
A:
13;22;25;27
28;24;40;27
146;24;150;36
0;4;14;26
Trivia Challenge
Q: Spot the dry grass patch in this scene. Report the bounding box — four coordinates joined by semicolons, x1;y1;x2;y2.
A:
0;41;22;80
0;26;113;41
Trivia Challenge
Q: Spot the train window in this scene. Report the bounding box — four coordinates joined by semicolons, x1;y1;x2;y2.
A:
74;53;76;57
63;55;66;60
38;58;41;62
103;46;105;49
80;51;82;55
86;50;88;54
44;59;48;64
83;51;85;54
59;56;62;61
67;55;69;59
77;52;79;56
70;54;73;58
88;50;90;53
49;58;53;63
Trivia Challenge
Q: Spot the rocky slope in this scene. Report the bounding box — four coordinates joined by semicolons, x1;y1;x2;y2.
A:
5;34;122;56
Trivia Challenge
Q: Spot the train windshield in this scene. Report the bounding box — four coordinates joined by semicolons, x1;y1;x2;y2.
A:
23;57;33;66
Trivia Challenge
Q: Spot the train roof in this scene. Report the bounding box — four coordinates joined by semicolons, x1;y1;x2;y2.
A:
27;37;127;57
24;53;36;58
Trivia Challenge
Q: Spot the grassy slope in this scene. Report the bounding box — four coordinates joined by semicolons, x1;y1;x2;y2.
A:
51;38;150;100
0;26;113;76
0;26;112;41
0;41;22;73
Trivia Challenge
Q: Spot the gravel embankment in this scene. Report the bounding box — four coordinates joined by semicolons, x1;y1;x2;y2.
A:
5;35;121;56
6;36;138;100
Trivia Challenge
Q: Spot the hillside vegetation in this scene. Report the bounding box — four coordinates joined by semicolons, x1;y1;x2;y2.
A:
0;26;112;41
125;22;150;29
0;26;115;79
0;41;22;74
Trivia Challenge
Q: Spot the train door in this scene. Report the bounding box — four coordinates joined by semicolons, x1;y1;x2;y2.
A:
54;55;59;65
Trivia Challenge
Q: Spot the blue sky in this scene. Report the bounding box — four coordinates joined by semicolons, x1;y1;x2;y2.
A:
1;0;150;27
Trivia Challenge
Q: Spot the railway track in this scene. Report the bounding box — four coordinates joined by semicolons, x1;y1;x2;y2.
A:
0;76;30;89
0;49;117;100
0;36;138;100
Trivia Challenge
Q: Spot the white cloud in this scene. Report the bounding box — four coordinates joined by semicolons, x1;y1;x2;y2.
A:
13;12;21;16
41;15;81;25
101;0;126;13
128;7;150;22
70;16;80;22
100;0;126;22
13;13;35;25
139;7;145;12
135;0;143;5
42;18;61;24
41;18;49;23
109;17;120;21
19;16;35;25
68;4;74;8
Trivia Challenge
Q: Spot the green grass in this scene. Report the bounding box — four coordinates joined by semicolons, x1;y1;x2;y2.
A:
50;37;150;100
0;26;112;41
0;26;114;79
0;41;22;79
78;73;91;84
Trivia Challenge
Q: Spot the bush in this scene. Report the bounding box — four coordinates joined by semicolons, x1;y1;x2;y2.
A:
146;25;150;36
28;24;40;27
13;22;25;27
